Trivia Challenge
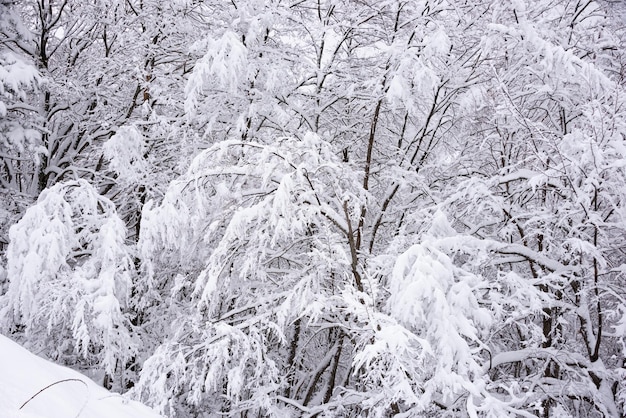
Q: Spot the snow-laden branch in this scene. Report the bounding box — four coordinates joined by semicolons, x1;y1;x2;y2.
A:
484;348;590;374
493;242;573;274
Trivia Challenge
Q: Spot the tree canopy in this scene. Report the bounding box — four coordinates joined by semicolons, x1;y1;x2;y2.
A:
1;0;626;417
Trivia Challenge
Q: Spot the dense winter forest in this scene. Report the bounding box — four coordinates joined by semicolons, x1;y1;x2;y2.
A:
1;0;626;416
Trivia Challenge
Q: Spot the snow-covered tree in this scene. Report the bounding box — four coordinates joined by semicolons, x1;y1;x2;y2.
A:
0;0;42;258
132;133;359;415
439;0;626;415
0;180;138;390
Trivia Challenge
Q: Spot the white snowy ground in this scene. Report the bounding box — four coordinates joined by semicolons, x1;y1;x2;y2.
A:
0;335;163;418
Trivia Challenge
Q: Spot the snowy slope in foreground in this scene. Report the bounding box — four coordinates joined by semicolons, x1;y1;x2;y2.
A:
0;335;163;418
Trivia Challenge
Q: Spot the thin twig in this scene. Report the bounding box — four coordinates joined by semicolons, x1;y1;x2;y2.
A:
19;378;89;418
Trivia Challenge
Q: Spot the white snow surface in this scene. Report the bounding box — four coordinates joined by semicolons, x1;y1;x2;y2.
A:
0;335;163;418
